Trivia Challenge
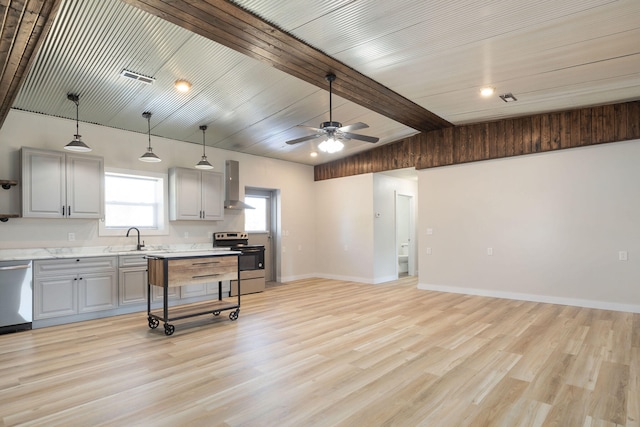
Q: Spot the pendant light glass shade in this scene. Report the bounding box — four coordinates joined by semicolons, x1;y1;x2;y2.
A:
195;125;214;170
64;94;91;152
139;111;161;162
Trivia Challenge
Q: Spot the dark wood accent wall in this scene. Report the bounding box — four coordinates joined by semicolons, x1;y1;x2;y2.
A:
314;101;640;181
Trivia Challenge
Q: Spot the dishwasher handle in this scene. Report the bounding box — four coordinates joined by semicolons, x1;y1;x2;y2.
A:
0;264;31;271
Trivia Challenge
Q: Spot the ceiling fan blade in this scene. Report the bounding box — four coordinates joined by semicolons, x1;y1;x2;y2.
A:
296;124;324;133
342;132;380;143
285;134;322;145
339;122;369;132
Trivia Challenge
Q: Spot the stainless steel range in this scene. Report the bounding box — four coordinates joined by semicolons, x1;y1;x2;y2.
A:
213;232;265;296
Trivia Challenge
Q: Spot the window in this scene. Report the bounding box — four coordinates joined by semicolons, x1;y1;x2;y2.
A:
244;196;267;232
99;169;168;236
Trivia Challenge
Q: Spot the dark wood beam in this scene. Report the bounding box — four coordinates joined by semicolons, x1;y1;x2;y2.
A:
0;0;61;129
314;101;640;181
120;0;452;133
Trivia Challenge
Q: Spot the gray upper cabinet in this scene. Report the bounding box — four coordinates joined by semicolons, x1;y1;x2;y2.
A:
21;147;104;219
169;167;223;221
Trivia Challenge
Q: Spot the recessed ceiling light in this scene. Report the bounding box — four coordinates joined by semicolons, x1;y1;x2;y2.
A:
480;86;495;97
175;80;191;92
310;151;318;158
499;93;518;102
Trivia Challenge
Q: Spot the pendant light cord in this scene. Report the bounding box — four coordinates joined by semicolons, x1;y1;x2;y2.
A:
202;127;206;155
147;114;151;149
74;98;79;136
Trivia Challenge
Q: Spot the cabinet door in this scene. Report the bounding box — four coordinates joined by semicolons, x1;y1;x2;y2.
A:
169;167;202;220
66;154;104;218
78;272;117;313
33;275;77;319
201;171;224;220
21;148;66;218
119;268;148;305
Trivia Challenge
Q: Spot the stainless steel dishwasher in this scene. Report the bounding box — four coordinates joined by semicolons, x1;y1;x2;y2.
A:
0;260;33;334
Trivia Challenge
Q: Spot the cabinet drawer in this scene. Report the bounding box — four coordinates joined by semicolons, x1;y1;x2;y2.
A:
148;255;238;287
35;256;117;276
118;254;150;267
168;256;237;286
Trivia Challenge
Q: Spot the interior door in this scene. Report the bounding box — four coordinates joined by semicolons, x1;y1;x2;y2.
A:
245;188;277;282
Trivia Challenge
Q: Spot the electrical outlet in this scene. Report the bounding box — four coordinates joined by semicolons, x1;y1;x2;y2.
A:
487;247;493;256
68;232;75;241
427;228;433;235
426;247;432;255
619;251;628;261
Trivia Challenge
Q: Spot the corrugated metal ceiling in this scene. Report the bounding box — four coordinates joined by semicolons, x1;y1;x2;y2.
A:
10;0;640;165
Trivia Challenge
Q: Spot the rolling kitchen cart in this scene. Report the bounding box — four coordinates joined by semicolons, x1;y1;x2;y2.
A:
146;251;241;335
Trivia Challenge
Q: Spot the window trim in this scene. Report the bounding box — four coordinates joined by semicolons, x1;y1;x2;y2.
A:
98;168;169;237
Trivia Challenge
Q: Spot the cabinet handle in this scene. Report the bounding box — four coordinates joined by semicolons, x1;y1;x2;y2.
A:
67;206;71;216
192;273;221;279
62;206;65;215
192;261;220;266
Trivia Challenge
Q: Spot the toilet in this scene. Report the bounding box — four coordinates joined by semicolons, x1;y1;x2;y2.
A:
398;243;409;274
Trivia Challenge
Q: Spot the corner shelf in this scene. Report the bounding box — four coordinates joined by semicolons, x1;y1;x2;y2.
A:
0;180;19;222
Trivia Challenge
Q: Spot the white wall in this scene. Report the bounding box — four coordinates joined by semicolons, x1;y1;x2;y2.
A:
313;172;418;284
373;174;417;283
0;110;316;281
418;139;640;312
315;174;374;283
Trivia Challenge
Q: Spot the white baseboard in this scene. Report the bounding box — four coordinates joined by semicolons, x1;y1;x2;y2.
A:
417;283;640;314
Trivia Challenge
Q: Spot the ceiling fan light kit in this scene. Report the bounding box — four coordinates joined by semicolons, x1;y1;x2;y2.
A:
139;111;161;162
318;137;344;153
195;125;214;169
64;93;92;152
285;73;379;153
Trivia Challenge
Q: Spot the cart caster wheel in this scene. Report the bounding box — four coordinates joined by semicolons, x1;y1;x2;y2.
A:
213;311;220;316
148;317;159;329
164;324;175;336
229;309;239;321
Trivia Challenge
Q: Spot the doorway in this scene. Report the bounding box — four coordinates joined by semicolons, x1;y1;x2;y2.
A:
396;193;414;278
244;188;279;282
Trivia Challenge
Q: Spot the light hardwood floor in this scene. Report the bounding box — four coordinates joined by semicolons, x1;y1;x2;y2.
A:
1;277;638;426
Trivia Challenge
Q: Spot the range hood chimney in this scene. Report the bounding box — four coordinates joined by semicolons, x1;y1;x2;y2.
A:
224;160;254;210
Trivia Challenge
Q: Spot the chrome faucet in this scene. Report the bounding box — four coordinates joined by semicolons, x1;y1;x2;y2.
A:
126;227;145;250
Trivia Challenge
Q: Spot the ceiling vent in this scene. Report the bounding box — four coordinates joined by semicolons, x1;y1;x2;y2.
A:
499;93;518;102
120;69;155;85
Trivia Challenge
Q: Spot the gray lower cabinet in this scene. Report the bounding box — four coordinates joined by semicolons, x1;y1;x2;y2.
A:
119;268;148;305
34;257;117;320
118;254;178;304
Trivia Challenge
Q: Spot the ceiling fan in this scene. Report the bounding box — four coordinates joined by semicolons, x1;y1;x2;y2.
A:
286;73;380;153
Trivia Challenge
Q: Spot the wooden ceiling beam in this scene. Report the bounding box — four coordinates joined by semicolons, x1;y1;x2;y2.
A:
0;0;61;129
120;0;453;132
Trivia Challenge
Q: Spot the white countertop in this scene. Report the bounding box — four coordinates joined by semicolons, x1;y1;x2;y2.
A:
146;250;241;259
0;244;233;261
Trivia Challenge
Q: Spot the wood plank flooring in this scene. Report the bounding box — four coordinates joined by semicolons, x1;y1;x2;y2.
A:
0;277;638;426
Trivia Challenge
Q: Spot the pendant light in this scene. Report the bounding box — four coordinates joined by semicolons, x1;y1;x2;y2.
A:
139;111;161;162
195;125;214;169
64;94;92;152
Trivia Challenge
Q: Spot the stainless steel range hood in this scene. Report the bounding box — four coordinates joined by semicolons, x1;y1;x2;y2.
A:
224;160;254;210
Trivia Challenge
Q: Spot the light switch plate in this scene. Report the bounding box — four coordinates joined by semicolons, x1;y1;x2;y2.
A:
619;251;628;261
